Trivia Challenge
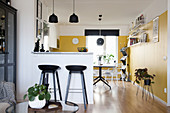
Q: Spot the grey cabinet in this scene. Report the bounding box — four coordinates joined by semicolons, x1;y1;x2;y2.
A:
0;1;17;84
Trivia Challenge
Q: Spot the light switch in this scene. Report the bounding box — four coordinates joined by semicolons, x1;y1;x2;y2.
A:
163;56;167;61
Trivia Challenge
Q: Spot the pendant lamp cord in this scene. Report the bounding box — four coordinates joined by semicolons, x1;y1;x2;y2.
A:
53;0;54;13
99;19;101;36
73;0;75;13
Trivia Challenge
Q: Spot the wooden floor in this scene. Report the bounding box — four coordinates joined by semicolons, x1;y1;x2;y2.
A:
77;81;170;113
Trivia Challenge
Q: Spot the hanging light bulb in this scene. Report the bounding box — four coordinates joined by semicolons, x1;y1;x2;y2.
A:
49;0;58;23
69;0;79;23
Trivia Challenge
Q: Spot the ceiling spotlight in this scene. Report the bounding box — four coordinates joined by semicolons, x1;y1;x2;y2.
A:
99;15;102;17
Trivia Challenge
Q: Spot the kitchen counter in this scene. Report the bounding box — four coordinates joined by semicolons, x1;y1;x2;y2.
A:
24;52;94;104
32;52;93;55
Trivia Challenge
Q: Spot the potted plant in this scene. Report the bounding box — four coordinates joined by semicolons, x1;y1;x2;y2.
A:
23;84;51;109
103;54;114;64
133;68;156;86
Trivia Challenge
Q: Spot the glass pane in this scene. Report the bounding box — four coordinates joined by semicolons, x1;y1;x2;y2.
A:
8;12;14;63
0;54;5;64
0;66;4;82
86;36;104;64
0;8;6;53
8;66;14;82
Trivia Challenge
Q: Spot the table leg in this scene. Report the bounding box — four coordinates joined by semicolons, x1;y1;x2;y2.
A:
94;76;100;81
101;78;111;89
93;78;101;85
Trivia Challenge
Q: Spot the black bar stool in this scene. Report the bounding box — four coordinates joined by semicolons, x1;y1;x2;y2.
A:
38;65;62;102
65;65;88;109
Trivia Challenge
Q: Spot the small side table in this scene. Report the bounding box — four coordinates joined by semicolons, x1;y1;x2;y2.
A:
28;101;62;113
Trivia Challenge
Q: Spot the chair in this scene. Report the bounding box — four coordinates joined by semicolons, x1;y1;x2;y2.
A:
93;69;99;79
103;63;126;87
0;81;16;113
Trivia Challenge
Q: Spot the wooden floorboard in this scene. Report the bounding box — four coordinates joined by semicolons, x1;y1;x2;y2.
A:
77;81;170;113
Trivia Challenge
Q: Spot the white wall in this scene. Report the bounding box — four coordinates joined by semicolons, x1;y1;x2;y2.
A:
141;0;167;24
11;0;35;101
167;0;170;106
59;24;129;36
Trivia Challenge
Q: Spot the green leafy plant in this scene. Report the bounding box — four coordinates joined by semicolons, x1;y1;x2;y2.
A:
133;68;156;84
23;84;51;101
103;54;114;63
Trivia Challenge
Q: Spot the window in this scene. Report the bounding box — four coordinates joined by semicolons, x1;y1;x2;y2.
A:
86;36;118;64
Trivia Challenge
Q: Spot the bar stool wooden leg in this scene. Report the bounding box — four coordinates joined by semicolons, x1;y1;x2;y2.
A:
56;71;62;100
81;72;88;104
81;73;87;109
39;71;44;85
65;72;72;103
53;71;57;102
42;72;46;85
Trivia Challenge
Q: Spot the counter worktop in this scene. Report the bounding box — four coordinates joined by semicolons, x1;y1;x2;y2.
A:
32;52;93;55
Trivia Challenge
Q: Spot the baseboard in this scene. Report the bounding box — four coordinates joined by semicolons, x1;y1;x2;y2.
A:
167;102;170;106
131;81;167;106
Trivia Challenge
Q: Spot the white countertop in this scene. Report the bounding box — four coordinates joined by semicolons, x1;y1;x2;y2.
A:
32;52;93;55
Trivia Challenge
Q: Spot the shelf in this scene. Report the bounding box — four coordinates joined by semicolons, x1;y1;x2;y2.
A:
129;42;148;47
127;36;138;39
129;43;141;47
131;23;144;31
0;52;9;54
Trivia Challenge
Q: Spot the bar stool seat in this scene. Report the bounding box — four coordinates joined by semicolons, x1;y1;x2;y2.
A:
66;65;87;71
38;65;60;71
38;65;62;102
65;65;88;109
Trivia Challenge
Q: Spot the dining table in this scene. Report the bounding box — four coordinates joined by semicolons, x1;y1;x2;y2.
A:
93;64;115;89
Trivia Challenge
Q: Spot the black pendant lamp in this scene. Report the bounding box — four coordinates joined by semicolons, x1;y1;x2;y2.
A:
49;0;58;23
69;0;79;23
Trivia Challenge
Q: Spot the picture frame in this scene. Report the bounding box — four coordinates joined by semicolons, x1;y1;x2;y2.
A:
37;0;42;19
153;17;159;43
36;19;42;39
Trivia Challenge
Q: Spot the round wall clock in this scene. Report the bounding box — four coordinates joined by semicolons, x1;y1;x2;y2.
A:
72;38;79;44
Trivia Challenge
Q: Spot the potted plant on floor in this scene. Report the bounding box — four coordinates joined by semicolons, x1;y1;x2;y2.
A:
133;68;156;86
103;54;114;64
23;84;51;109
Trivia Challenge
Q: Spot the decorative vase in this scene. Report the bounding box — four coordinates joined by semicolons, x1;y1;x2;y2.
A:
28;96;46;109
106;60;110;64
144;79;151;86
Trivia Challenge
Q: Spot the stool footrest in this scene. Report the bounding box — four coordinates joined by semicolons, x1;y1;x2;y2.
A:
68;91;83;93
69;88;82;90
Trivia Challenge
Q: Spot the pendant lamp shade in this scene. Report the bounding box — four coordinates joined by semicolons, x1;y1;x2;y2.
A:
49;0;58;23
49;13;58;23
69;13;79;23
69;0;79;23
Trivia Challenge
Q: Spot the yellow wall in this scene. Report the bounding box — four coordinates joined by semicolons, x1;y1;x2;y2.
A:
129;11;167;102
118;36;128;63
51;36;86;52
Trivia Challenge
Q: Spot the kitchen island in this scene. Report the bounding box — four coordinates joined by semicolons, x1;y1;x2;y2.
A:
30;52;93;104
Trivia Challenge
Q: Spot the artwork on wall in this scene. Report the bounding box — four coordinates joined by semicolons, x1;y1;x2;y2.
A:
36;19;42;39
153;17;159;43
37;0;42;19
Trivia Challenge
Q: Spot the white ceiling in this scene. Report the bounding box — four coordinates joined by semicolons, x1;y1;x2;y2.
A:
45;0;154;25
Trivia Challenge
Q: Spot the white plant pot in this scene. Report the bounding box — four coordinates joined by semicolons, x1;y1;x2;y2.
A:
28;96;46;109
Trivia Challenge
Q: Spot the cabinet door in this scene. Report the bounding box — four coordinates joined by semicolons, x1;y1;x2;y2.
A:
7;12;15;64
7;66;14;82
0;66;5;82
